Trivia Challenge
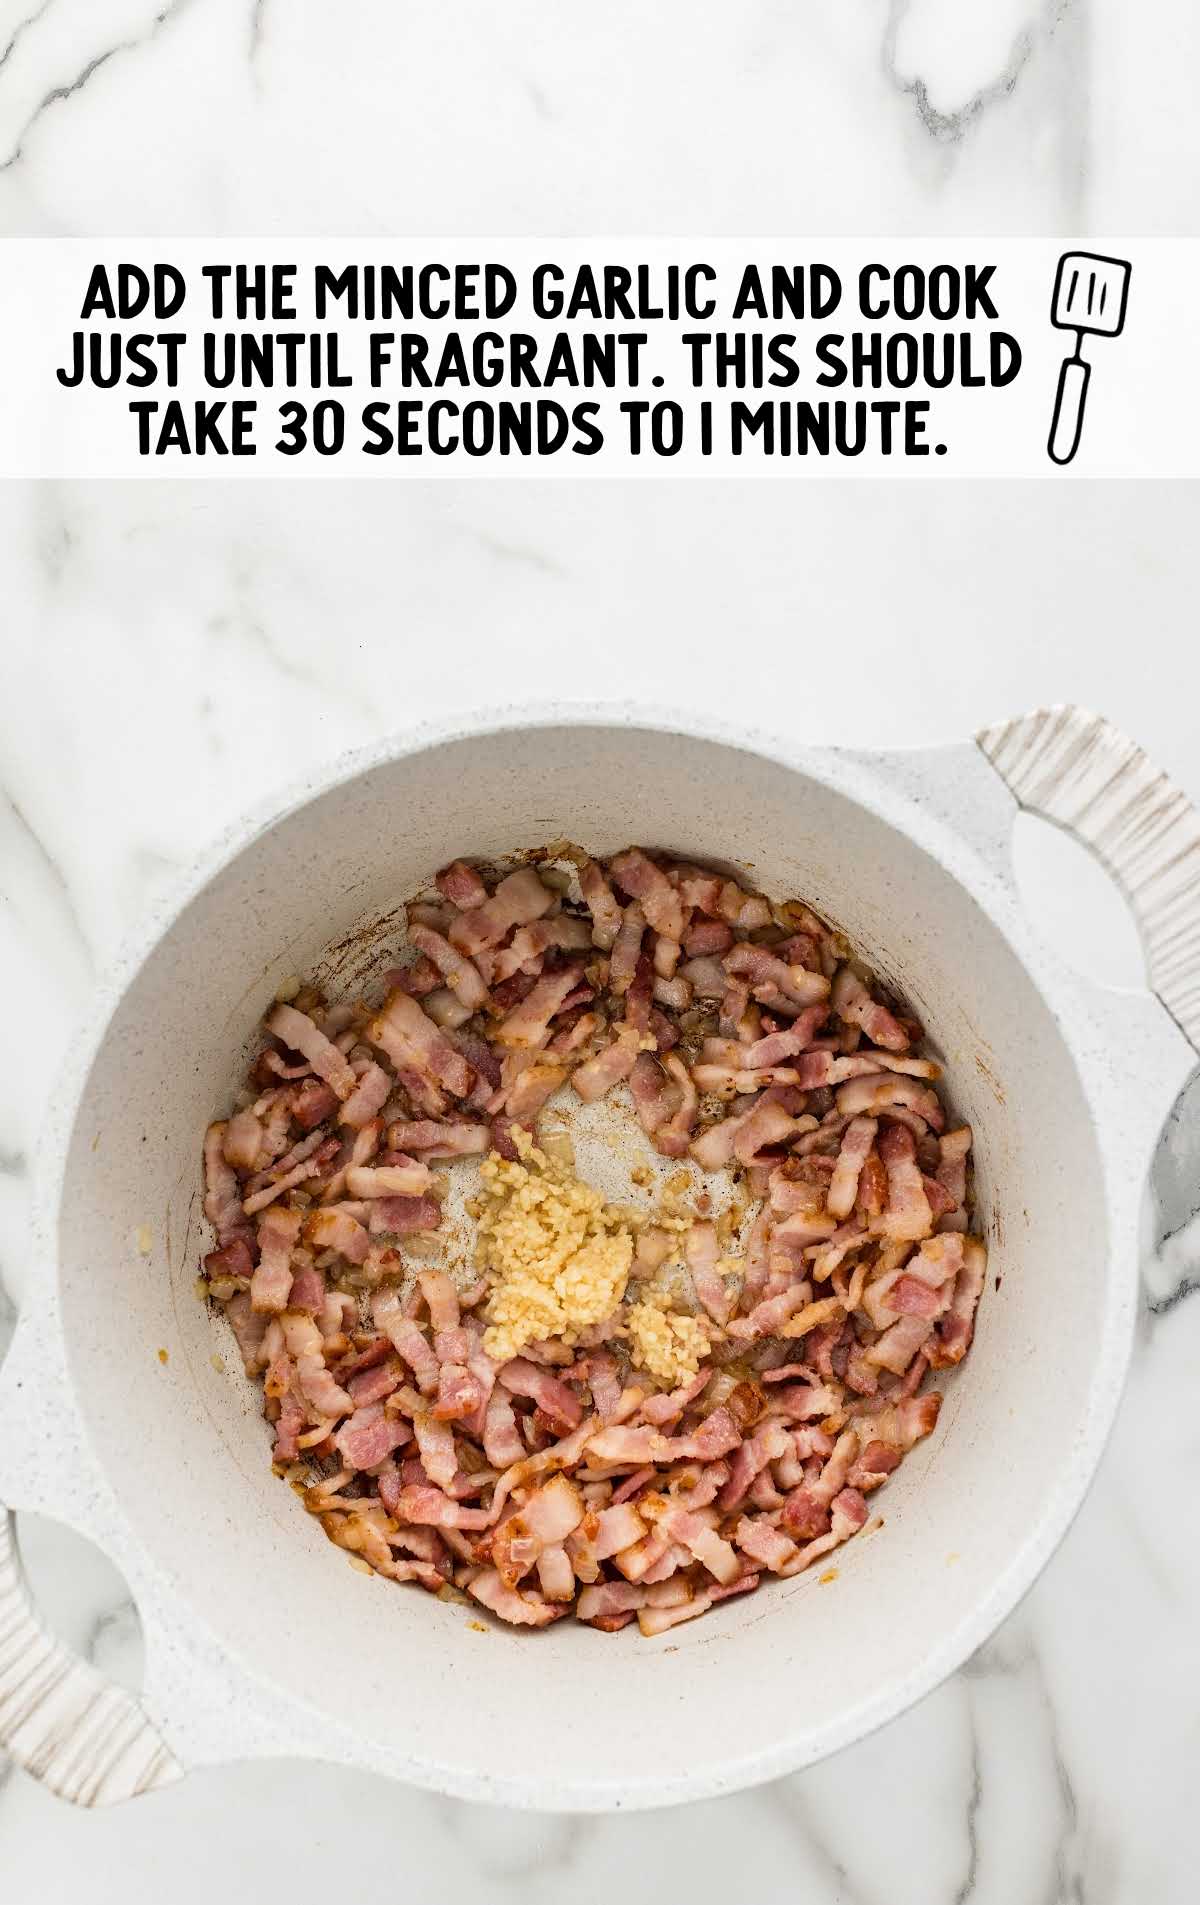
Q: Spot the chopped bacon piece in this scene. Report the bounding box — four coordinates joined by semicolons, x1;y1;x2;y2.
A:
724;943;831;1010
374;1291;440;1394
346;1159;433;1199
368;989;474;1099
499;1357;583;1429
687;1221;732;1325
251;1205;302;1313
831;965;909;1052
224;1291;269;1375
204;1235;254;1284
304;1205;370;1265
629;1052;676;1138
877;1124;934;1241
408;922;490;1012
335;1402;410;1470
826;1115;878;1221
468;1567;565;1626
609;849;686;942
937;1125;972;1210
447;867;555;956
570;1023;643;1102
396;1485;490;1531
385;1119;490;1159
266;1003;358;1101
683;918;734;957
291;1078;339;1132
436;859;489;909
835;1073;945;1132
204;1123;247;1244
495;962;586;1049
929;1236;987;1366
578;858;624;949
367;1195;442;1235
222;1109;263;1171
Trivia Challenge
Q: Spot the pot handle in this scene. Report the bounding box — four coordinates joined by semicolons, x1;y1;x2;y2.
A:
0;1501;183;1804
976;705;1200;1054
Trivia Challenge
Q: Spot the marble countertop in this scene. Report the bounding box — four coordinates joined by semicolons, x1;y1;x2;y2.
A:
1;2;1198;1899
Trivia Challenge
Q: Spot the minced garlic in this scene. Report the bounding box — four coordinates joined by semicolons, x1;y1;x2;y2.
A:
478;1132;635;1364
625;1291;710;1386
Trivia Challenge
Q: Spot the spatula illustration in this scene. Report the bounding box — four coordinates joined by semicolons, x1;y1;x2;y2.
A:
1047;252;1131;465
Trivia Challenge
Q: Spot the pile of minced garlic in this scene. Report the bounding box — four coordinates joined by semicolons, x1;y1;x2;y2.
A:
476;1131;709;1386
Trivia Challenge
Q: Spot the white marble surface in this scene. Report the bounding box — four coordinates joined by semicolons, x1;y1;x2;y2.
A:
1;0;1199;1898
2;479;1199;1901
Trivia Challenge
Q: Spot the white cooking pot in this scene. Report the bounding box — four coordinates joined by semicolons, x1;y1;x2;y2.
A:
2;704;1197;1813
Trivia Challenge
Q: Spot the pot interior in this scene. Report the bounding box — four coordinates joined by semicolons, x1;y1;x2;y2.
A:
58;722;1110;1799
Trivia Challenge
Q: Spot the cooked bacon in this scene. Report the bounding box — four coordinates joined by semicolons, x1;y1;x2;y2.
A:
570;1023;643;1102
222;1109;263;1171
492;915;593;982
287;1262;326;1314
779;1485;870;1575
629;1052;677;1138
637;1592;714;1636
389;955;442;998
373;1291;440;1394
495;963;586;1049
368;1194;442;1235
408;923;490;1012
687;1221;733;1325
865;1312;933;1375
204;1124;248;1244
575;858;622;948
835;1073;945;1132
724;943;831;1010
333;1066;390;1135
825;1115;878;1221
224;1291;270;1374
481;1386;525;1468
468;1567;565;1627
929;1236;987;1366
608;902;645;996
447;867;555;956
282;1312;354;1420
727;1284;817;1342
346;1159;433;1199
877;1125;934;1240
291;1078;339;1132
831;965;909;1052
266;1003;358;1101
683;918;734;957
609;849;686;942
413;1411;459;1490
732;1099;810;1167
204;1235;255;1285
368;989;474;1099
205;845;982;1639
335;1402;410;1470
348;1357;403;1407
251;1205;302;1313
654;1054;699;1158
396;1484;490;1531
734;1517;798;1573
499;1358;583;1429
937;1125;972;1209
385;1119;490;1159
436;859;489;909
304;1205;370;1265
242;1136;341;1215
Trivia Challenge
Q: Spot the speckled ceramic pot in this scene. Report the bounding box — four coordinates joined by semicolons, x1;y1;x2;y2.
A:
1;704;1197;1812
